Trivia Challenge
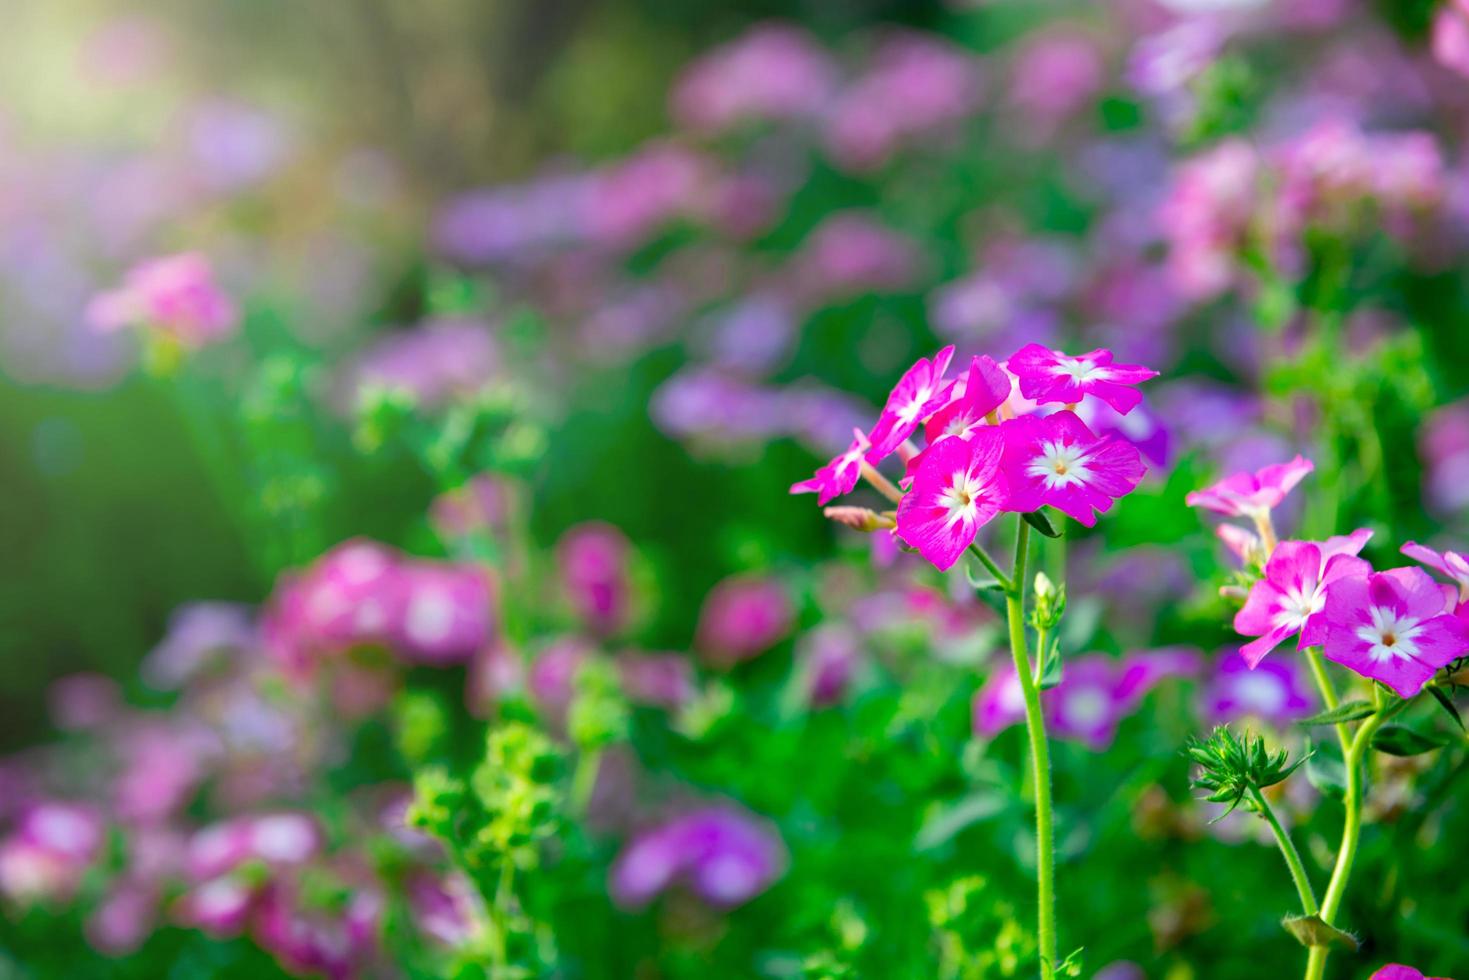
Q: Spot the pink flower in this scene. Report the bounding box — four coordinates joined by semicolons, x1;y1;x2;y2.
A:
1370;966;1452;980
671;23;836;132
896;428;1008;571
865;345;956;461
557;522;632;635
790;428;870;505
1434;0;1469;79
1185;455;1314;518
790;212;924;304
998;411;1145;527
923;355;1013;446
1006;344;1157;415
86;252;238;347
1401;541;1469;604
696;576;794;667
1319;567;1469;698
389;562;493;664
1233;532;1373;667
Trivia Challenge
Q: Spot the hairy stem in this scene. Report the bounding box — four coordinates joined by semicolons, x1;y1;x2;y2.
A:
1004;517;1056;978
1248;785;1317;915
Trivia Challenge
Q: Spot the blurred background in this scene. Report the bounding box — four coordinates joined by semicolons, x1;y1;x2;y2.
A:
4;0;1469;975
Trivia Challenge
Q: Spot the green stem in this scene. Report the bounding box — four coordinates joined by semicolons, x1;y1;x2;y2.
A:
1248;785;1317;915
1304;646;1351;757
967;541;1013;593
1306;693;1388;980
571;746;602;816
1004;517;1056;978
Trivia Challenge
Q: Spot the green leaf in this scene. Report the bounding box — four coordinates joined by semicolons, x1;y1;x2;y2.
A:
1305;740;1346;801
1429;686;1466;733
1022;509;1061;538
1295;700;1375;727
1037;642;1063;690
914;792;1008;850
1281;914;1359;951
1371;724;1451;757
964;556;1004;592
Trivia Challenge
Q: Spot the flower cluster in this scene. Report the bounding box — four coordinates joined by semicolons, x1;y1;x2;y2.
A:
263;538;496;673
793;342;1154;569
1192;459;1469;698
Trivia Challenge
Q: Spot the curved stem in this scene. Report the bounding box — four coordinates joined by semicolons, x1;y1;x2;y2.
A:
1304;646;1351;757
859;462;903;505
1248;785;1317;915
967;541;1013;593
1004;518;1056;978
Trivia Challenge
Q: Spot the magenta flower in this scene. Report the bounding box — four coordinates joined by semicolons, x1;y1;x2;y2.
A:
1370;966;1451;980
997;411;1145;527
86;252;239;348
557;522;632;635
1185;455;1314;518
1006;344;1157;415
1401;541;1469;604
1203;655;1314;725
610;806;786;910
923;355;1013;446
790;428;870;505
895;427;1007;571
864;345;956;462
1319;567;1469;698
695;575;794;668
1233;532;1373;667
671;23;836;132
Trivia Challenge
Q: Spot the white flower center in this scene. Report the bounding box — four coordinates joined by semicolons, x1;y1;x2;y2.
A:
1355;606;1424;663
1064;688;1110;728
897;384;934;424
1050;356;1109;384
1271;582;1324;632
406;589;457;644
939;469;987;528
1234;673;1286;714
1026;440;1092;490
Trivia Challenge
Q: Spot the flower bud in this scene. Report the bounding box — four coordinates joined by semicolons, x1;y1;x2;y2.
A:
822;506;897;532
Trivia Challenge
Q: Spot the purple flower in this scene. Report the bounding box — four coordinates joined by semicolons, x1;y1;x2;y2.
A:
696;576;795;668
976;650;1200;749
1369;966;1451;980
796;625;862;707
1233;532;1373;667
1202;655;1314;725
142;602;256;689
1319;567;1469;698
1434;0;1469;79
610;806;786;910
351;317;499;410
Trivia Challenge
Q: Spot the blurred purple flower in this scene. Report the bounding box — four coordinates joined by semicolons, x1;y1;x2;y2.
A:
610;806;786;909
672;23;837;132
1201;654;1313;725
696;575;795;668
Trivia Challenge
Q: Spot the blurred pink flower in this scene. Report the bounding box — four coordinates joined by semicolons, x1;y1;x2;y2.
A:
86;252;239;348
557;522;632;635
672;23;836;132
696;576;794;668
